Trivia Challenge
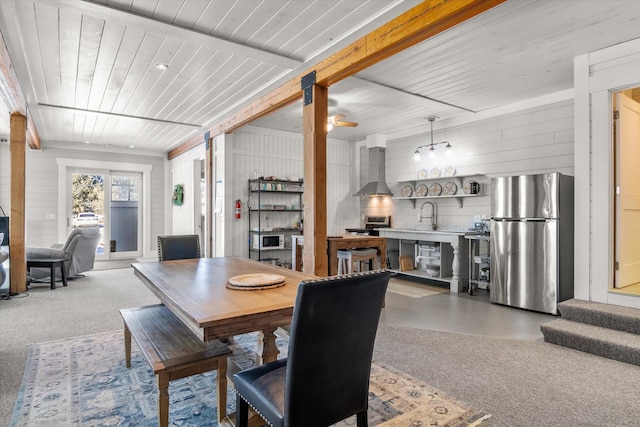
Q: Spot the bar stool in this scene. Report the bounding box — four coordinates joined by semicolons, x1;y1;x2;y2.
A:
337;248;379;274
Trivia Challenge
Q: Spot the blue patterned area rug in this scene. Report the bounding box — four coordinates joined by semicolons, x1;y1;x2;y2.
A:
10;330;489;426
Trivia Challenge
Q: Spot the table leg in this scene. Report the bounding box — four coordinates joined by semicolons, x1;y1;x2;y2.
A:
60;261;67;287
468;239;474;295
50;263;56;290
328;247;337;276
255;327;279;365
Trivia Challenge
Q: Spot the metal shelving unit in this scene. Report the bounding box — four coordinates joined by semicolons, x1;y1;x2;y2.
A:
248;178;303;266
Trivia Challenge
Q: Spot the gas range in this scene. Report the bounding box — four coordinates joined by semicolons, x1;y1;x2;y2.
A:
345;215;390;236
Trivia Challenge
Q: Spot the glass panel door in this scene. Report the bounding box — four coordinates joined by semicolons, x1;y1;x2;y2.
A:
71;172;106;259
109;172;142;257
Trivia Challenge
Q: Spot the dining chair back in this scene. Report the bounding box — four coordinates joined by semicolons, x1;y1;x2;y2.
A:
157;234;201;261
233;269;391;427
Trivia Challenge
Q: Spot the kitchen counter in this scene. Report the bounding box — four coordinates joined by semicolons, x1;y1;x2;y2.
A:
290;235;386;277
380;228;472;235
377;228;471;292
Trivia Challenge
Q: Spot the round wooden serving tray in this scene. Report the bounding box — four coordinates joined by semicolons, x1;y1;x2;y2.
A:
226;273;286;290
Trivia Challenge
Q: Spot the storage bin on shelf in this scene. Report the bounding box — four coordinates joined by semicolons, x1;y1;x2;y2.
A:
415;242;441;277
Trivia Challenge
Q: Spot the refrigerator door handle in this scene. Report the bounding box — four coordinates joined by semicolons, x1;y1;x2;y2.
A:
491;218;549;222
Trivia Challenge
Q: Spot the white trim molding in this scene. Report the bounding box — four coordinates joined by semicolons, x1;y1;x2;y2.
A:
575;36;640;309
56;158;154;258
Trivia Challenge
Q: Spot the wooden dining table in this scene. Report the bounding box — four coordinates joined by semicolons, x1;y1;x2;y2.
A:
132;257;315;365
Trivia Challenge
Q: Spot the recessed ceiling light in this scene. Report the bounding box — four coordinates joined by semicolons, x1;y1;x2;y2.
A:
84;141;91;144
129;145;135;149
155;63;169;70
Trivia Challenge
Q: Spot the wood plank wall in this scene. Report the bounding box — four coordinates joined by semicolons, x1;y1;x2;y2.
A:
227;125;359;260
170;144;205;235
364;100;574;230
23;146;166;251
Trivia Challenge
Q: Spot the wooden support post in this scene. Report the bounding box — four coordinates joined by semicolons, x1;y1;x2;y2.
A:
204;132;213;257
9;112;27;294
302;84;328;276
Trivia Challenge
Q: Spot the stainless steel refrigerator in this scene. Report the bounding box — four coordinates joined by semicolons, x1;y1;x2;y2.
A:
490;173;574;314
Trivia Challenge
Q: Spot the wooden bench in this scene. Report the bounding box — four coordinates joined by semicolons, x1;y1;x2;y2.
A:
119;304;231;427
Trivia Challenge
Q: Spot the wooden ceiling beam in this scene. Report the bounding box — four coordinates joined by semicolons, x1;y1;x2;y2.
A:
168;0;506;160
0;29;40;150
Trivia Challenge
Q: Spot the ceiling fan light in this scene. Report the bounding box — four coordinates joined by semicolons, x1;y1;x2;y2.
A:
327;122;334;132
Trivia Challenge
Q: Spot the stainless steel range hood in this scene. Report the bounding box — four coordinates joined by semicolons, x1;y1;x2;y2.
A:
354;147;393;197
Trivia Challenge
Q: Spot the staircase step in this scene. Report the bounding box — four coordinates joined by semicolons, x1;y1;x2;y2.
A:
558;299;640;335
541;318;640;366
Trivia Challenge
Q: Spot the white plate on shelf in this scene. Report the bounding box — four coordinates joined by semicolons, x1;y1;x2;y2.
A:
400;184;413;197
428;183;442;196
443;181;457;195
444;165;456;176
430;167;441;178
417;169;428;179
415;184;428;197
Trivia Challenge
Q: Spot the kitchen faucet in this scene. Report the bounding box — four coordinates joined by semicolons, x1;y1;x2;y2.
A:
419;201;438;230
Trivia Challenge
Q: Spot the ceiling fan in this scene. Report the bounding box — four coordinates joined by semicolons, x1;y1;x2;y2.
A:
328;114;358;131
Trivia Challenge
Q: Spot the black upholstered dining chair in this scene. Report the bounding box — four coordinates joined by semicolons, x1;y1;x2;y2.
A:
233;269;391;427
157;234;201;261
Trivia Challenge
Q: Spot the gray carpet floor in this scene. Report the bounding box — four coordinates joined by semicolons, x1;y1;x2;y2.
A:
2;267;640;426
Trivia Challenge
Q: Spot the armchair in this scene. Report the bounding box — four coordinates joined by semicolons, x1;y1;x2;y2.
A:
27;227;101;280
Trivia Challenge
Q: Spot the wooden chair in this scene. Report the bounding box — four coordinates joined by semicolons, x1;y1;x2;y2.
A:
157;234;201;261
233;269;391;427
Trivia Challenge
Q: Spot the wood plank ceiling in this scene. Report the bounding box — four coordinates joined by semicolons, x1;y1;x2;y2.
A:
2;1;640;152
0;0;419;151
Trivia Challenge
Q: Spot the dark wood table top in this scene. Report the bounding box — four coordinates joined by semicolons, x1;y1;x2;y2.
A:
132;257;315;341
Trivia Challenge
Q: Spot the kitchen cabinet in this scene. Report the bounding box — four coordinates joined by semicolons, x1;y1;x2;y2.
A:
248;179;303;267
391;174;485;208
378;228;470;293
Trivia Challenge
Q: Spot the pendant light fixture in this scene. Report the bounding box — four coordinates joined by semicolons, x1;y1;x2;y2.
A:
413;116;452;162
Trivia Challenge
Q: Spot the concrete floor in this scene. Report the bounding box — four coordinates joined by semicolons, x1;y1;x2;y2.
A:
380;276;556;341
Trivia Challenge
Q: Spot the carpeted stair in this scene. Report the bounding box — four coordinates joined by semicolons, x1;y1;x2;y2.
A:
540;299;640;366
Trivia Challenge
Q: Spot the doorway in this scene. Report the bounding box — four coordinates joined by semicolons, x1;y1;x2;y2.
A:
109;172;142;257
70;171;106;258
68;169;142;259
613;88;640;295
58;158;153;259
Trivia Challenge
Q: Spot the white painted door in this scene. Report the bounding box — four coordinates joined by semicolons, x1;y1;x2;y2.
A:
109;172;142;258
615;93;640;288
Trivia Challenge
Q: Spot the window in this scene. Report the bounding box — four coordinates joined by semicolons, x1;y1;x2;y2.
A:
111;175;139;202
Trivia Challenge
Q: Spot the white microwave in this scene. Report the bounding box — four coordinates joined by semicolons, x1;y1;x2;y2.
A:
253;234;285;250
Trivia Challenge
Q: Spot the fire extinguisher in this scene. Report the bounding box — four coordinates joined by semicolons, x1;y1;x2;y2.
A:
235;199;242;219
